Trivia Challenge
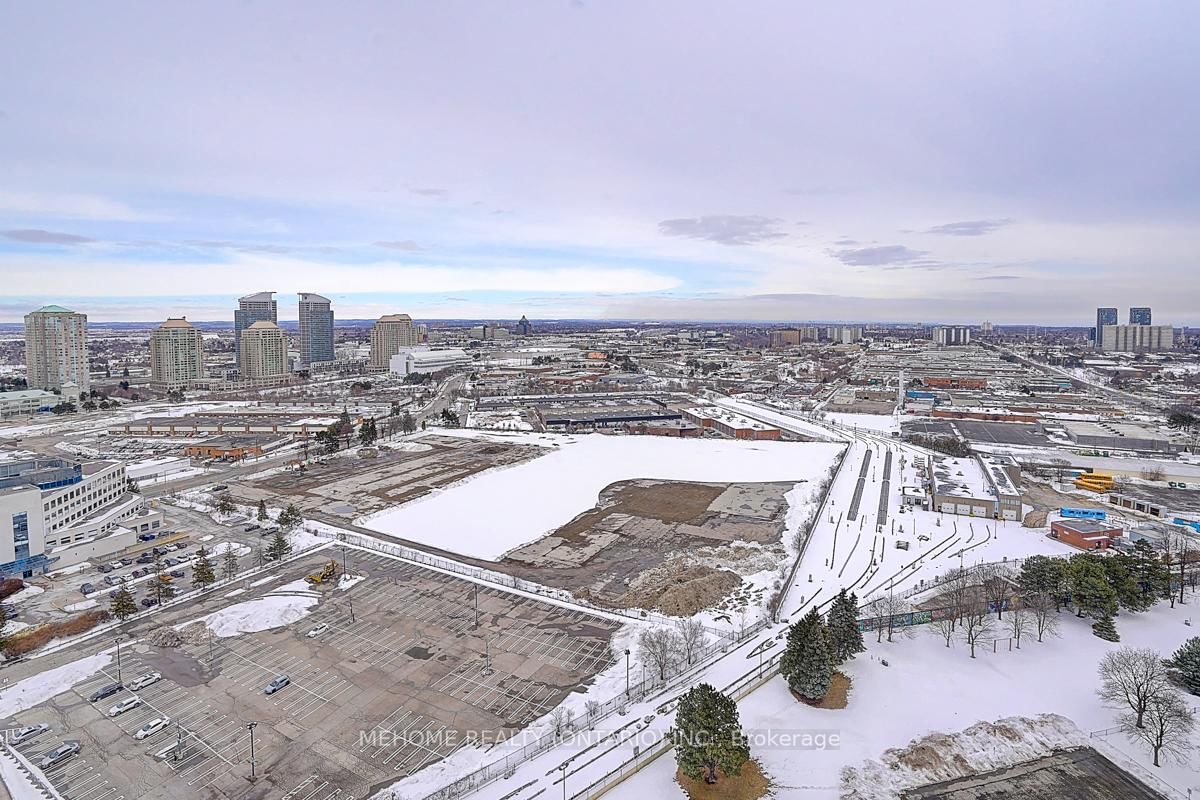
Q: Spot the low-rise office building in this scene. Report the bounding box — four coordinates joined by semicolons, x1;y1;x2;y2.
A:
1051;518;1122;551
0;389;59;419
388;347;473;377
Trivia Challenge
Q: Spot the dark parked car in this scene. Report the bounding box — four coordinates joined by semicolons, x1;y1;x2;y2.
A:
79;583;96;595
163;557;178;567
129;568;144;578
152;546;168;556
175;542;189;550
138;533;156;542
244;524;260;532
37;740;80;769
169;569;185;578
120;557;134;566
88;683;122;702
140;597;159;608
136;553;154;564
97;564;114;574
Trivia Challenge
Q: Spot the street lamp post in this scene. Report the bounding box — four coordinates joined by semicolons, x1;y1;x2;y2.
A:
247;722;258;778
114;637;123;684
559;763;567;800
624;649;631;697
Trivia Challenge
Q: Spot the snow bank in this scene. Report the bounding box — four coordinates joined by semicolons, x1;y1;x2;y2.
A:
5;585;44;605
360;434;843;560
337;574;365;591
840;714;1085;800
0;653;112;717
0;748;52;800
189;579;319;638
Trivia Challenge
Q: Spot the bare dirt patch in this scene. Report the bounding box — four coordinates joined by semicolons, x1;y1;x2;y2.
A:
789;670;850;710
676;759;772;800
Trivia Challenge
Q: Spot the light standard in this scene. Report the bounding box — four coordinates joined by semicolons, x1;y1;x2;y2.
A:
559;763;568;800
114;637;123;684
247;722;258;778
624;649;631;697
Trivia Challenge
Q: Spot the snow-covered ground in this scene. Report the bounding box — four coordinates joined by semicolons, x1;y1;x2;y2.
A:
188;579;320;638
822;412;900;435
359;432;844;560
608;599;1200;800
0;652;112;717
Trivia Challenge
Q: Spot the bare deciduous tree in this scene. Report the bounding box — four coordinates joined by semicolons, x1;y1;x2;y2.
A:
959;599;995;659
867;593;911;643
1122;690;1196;767
549;706;574;738
1097;647;1171;729
1006;605;1031;649
674;618;708;666
585;700;602;728
940;567;972;631
639;628;684;681
978;562;1014;620
1027;591;1060;643
929;614;956;648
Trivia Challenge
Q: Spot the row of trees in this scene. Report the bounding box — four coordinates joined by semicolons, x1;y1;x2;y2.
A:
780;590;864;702
1097;645;1197;767
637;618;710;681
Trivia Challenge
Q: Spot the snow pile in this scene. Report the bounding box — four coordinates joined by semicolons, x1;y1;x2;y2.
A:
0;748;52;800
5;585;44;605
63;599;98;612
337;574;365;591
840;714;1085;800
0;653;112;717
188;579;320;638
383;441;434;453
210;541;251;558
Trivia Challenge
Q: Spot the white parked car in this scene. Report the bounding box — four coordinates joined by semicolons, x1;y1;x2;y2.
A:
305;624;329;639
127;671;162;691
108;561;124;571
135;717;170;740
107;697;142;717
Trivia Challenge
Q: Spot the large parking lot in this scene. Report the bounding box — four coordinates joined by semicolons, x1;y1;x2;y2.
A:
3;546;621;799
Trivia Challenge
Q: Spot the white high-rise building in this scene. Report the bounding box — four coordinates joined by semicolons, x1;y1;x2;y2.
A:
933;326;972;347
149;318;205;391
369;314;417;372
298;293;334;365
238;321;289;379
24;305;89;395
1100;324;1173;353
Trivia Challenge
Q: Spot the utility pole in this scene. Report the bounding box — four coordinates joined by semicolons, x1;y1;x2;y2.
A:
473;584;480;629
624;649;631;697
114;637;123;684
247;722;258;778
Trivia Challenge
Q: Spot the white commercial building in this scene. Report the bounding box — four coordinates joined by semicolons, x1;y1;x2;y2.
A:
0;389;59;420
0;457;157;577
933;326;972;346
24;304;89;395
150;317;206;391
1100;324;1173;353
388;347;472;377
369;314;418;372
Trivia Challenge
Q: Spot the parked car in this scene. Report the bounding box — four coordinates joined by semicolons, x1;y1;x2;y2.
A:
97;564;114;574
305;623;329;639
79;583;96;595
263;675;290;695
10;724;50;745
108;589;121;599
120;557;134;566
140;597;159;608
37;741;80;769
175;542;189;550
244;524;260;532
163;557;178;567
136;553;155;564
169;569;185;579
103;575;121;587
107;561;124;570
138;533;156;542
212;484;228;491
107;697;142;717
88;683;123;703
127;671;162;691
135;717;171;740
152;546;168;556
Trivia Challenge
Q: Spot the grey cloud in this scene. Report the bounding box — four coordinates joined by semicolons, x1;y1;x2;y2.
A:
925;218;1015;236
3;228;93;244
974;274;1021;280
658;215;787;246
833;244;928;267
412;187;448;198
374;240;423;251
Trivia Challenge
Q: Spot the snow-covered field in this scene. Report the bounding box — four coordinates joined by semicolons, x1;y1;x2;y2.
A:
359;432;844;560
823;412;900;435
0;652;112;717
609;599;1200;800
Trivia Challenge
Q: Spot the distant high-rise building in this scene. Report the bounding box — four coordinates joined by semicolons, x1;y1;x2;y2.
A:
234;292;277;361
981;320;994;335
1100;324;1173;353
238;321;289;379
1095;307;1118;347
24;305;89;395
516;315;533;337
1129;307;1152;325
149;318;205;391
933;326;971;347
368;314;417;372
297;293;334;365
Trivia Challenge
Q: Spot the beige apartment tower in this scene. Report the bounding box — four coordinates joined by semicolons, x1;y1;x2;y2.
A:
150;318;205;391
238;320;289;379
24;305;89;395
369;314;417;372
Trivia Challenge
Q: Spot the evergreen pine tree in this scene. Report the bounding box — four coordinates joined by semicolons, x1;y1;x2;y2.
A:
215;494;235;515
152;557;176;604
790;621;835;702
192;547;216;589
779;608;822;687
1068;555;1118;619
277;504;303;531
266;529;293;561
1092;614;1120;642
257;500;270;522
110;582;137;621
221;547;239;581
827;590;865;664
672;683;751;785
0;604;9;651
1169;636;1200;694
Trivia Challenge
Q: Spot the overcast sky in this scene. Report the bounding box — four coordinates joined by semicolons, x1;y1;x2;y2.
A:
2;1;1198;324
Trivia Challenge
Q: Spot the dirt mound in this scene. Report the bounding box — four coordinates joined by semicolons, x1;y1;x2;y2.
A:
616;558;742;615
1023;509;1048;528
676;759;771;800
148;627;182;648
